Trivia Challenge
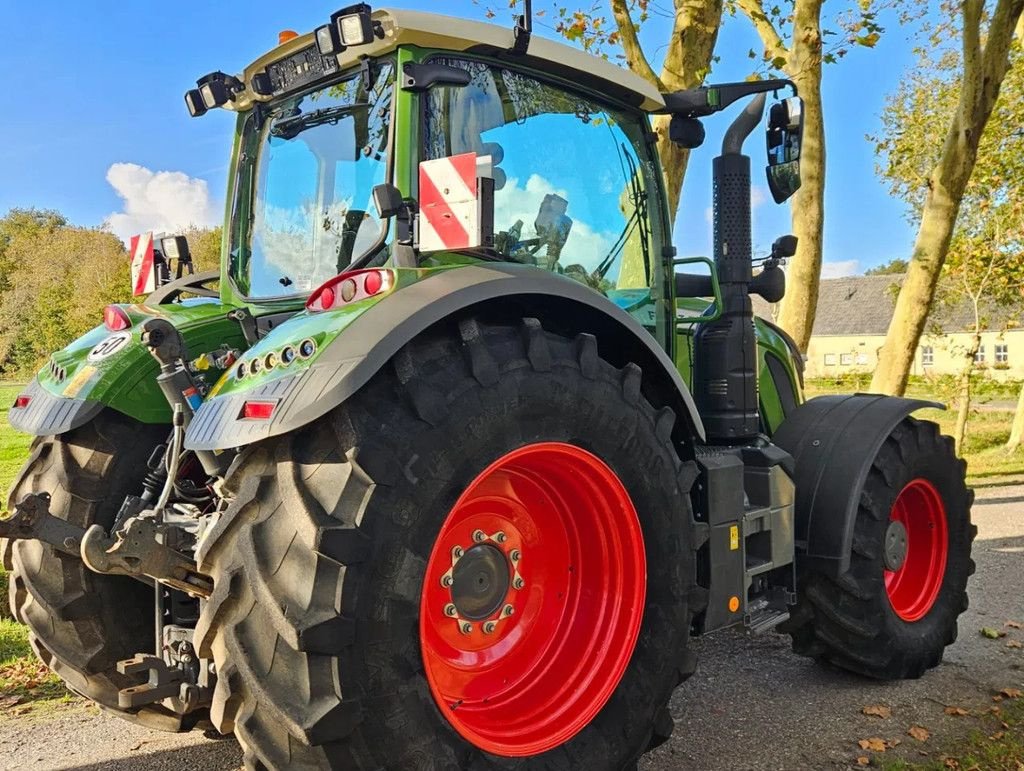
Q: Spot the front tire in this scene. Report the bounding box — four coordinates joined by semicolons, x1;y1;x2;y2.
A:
784;417;975;679
195;318;701;770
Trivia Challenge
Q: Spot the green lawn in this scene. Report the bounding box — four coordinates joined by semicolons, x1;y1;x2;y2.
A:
0;384;32;497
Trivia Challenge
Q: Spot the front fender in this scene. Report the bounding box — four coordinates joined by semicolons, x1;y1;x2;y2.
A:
772;394;942;576
185;264;705;451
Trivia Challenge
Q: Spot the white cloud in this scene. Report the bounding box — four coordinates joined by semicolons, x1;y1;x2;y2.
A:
104;163;220;243
820;259;860;279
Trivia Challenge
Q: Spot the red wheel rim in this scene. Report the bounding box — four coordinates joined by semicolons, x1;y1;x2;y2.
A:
884;478;948;622
420;442;646;757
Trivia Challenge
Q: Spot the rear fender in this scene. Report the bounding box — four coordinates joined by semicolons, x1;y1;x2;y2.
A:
184;263;706;451
8;301;246;436
772;394;942;576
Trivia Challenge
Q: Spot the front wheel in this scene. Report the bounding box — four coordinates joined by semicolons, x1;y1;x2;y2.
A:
195;318;701;770
784;417;975;679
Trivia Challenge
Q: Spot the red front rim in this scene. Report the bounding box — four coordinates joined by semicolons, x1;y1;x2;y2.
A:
419;442;646;757
885;478;948;622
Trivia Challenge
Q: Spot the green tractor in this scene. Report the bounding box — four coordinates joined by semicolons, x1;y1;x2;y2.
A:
2;4;974;769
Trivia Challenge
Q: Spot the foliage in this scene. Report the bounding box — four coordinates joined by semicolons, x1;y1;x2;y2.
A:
0;209;222;377
865;259;908;275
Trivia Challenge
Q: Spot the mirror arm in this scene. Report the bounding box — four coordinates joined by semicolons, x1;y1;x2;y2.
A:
658;79;797;118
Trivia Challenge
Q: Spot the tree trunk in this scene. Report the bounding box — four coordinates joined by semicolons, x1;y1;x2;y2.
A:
954;335;981;455
870;0;1024;395
653;0;725;220
1007;380;1024;451
777;51;825;350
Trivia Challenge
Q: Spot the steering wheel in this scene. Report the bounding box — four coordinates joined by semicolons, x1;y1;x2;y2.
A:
147;269;221;305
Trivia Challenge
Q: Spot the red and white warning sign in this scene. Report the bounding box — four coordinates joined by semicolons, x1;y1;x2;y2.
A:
129;232;157;296
419;152;488;253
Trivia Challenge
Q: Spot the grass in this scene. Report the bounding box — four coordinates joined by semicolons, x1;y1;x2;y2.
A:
878;698;1024;771
0;619;68;710
0;383;32;498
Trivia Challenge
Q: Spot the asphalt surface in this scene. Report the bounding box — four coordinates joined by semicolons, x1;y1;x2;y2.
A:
1;483;1021;771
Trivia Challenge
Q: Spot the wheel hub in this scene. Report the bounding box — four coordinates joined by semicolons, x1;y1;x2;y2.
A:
451;544;510;620
884;519;908;571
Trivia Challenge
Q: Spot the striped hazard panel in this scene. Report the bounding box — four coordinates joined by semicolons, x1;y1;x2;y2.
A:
130;232;157;296
419;152;485;253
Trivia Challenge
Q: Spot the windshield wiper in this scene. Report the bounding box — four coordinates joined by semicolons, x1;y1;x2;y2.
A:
270;103;370;139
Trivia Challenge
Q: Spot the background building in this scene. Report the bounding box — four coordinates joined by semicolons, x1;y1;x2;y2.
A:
754;275;1024;379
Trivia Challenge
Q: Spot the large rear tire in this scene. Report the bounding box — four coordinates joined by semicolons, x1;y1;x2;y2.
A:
196;318;701;770
3;411;201;731
783;417;975;679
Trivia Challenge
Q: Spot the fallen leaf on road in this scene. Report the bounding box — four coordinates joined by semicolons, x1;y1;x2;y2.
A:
991;731;1005;740
908;726;930;742
0;696;22;709
1008;640;1023;649
942;757;958;769
1006;621;1023;629
863;704;892;718
856;757;870;766
999;688;1022;699
981;627;1007;639
944;706;969;716
859;737;887;752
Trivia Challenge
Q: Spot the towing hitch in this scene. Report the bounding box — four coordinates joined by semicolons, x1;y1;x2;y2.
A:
1;493;212;598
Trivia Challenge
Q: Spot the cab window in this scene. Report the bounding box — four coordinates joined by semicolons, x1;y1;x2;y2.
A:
423;58;659;292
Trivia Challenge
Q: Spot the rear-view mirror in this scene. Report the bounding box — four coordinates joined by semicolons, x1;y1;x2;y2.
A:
766;96;803;203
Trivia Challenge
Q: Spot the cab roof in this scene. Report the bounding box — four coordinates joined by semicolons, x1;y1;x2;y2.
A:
234;7;666;112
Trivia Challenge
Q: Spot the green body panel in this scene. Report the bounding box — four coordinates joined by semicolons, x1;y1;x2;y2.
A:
675;300;804;435
37;300;249;424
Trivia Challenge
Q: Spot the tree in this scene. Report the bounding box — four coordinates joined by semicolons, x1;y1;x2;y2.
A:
732;0;889;351
870;0;1024;395
934;212;1024;453
865;258;908;275
550;1;725;218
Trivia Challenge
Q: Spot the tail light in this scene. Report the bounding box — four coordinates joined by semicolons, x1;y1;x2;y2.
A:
104;305;132;332
306;269;394;312
13;395;31;410
241;401;277;421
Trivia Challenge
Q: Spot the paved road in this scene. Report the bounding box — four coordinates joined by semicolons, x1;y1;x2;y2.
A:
1;483;1021;771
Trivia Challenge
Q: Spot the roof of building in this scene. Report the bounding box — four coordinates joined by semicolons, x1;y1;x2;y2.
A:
753;274;1022;336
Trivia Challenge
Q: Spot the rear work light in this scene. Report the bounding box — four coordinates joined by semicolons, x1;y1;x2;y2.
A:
241;401;277;421
104;305;132;332
306;269;394;312
13;395;31;410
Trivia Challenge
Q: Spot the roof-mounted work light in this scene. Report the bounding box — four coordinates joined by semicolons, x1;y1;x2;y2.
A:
185;71;244;117
316;4;379;56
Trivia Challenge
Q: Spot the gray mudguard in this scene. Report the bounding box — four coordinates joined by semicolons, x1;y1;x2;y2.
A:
7;379;104;437
185;263;705;451
772;393;943;576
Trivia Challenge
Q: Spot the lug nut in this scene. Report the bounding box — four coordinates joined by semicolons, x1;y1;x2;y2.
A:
460;622;473;635
444;603;457;617
510;549;521;562
513;577;525;590
495;531;507;544
483;621;498;634
452;546;464;559
441;574;453;588
502;604;515;617
472;529;486;543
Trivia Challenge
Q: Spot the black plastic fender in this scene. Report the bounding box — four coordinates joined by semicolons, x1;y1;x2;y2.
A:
184;263;706;451
772;393;942;576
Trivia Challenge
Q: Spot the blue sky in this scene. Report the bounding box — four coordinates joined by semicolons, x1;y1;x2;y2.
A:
0;1;921;275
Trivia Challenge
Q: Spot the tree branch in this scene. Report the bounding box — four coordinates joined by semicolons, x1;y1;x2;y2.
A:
610;0;663;89
735;0;789;64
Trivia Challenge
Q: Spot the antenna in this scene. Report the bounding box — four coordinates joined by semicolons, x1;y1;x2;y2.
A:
511;0;532;55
